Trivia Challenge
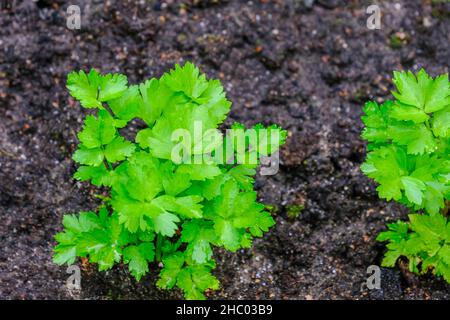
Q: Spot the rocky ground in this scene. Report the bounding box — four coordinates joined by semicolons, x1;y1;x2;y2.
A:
0;0;449;299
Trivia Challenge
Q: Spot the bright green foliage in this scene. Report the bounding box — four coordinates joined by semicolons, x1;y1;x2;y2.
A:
54;63;286;299
67;70;128;108
53;208;128;270
156;252;220;300
376;214;450;282
361;69;450;284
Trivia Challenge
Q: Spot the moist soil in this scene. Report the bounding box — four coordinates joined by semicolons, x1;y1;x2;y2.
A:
0;0;449;299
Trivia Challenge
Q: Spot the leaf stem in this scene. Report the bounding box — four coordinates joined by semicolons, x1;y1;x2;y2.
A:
425;119;437;139
102;102;116;119
100;144;113;170
156;234;163;262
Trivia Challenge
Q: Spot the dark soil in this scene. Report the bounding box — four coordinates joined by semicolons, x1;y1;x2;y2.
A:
1;0;449;300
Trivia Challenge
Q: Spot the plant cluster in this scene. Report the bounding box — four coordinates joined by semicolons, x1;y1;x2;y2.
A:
53;63;286;299
361;69;450;282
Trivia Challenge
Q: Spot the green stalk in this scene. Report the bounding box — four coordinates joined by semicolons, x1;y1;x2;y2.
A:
155;234;163;262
